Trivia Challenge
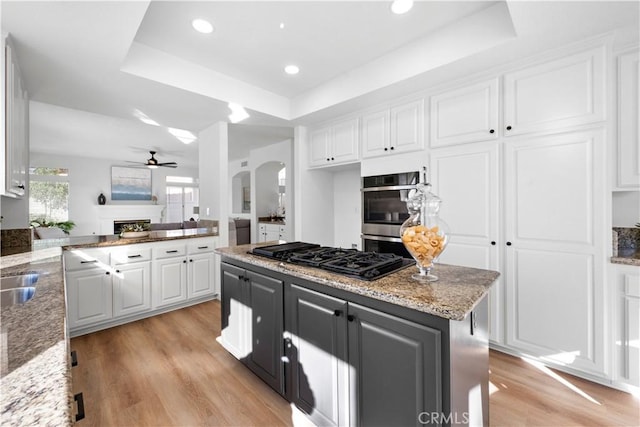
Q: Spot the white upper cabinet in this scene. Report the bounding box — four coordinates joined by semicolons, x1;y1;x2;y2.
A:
362;99;425;159
430;79;499;148
503;47;605;136
390;99;424;153
361;109;390;158
616;48;640;189
3;35;29;197
308;118;359;168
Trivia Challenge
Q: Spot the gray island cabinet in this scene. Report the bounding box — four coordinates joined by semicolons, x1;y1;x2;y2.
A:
217;244;499;427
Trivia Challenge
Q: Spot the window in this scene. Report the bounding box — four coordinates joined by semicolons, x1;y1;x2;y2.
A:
29;167;70;222
166;176;199;222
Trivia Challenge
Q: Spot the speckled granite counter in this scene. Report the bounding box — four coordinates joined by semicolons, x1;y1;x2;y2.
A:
611;250;640;266
217;243;499;321
0;247;72;426
0;228;218;425
611;227;640;266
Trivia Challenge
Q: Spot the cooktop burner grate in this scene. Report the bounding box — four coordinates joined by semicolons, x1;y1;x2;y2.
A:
250;242;411;280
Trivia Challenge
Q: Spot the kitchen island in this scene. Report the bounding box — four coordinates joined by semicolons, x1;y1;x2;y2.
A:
217;243;499;427
0;228;218;426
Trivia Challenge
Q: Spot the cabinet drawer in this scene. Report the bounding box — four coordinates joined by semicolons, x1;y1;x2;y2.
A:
111;247;152;265
187;238;216;253
153;243;187;259
64;249;110;271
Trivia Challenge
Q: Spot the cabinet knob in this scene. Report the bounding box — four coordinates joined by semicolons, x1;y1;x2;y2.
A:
17;184;25;189
331;157;335;161
189;259;193;262
491;241;496;245
347;314;355;322
116;270;120;273
333;309;342;317
183;260;187;263
506;125;512;131
489;129;495;134
384;147;388;151
390;146;395;150
326;158;330;161
105;271;110;275
506;241;512;246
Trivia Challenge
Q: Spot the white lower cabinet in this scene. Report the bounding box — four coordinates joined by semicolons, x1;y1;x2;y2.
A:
65;237;218;336
66;266;113;329
430;129;607;378
111;246;152;317
153;255;188;308
613;264;640;391
258;223;283;242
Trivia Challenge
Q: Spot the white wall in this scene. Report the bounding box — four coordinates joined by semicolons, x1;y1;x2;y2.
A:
612;191;640;227
28;152;197;235
333;166;362;249
199;122;229;246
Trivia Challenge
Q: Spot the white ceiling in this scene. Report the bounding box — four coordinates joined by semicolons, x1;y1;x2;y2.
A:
1;1;639;168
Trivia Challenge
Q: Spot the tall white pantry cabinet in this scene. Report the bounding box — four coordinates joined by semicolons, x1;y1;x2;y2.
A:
300;36;636;388
431;43;611;381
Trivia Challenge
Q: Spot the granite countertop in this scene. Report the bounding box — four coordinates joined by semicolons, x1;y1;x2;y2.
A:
0;229;219;425
0;247;72;426
217;243;500;321
1;228;218;256
611;250;640;266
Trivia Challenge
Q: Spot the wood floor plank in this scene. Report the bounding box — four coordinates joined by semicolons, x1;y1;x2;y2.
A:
70;300;639;426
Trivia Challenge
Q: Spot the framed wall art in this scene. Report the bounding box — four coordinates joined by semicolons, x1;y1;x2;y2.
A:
111;166;152;201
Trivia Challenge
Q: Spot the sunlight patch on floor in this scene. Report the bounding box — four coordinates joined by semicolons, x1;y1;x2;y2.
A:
489;381;500;395
522;357;601;405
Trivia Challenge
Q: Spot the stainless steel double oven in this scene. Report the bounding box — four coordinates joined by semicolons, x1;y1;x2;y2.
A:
361;171;419;258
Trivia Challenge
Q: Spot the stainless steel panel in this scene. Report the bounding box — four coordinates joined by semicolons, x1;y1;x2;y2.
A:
362;223;401;237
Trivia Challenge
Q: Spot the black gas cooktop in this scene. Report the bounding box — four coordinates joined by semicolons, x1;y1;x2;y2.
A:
251;242;412;280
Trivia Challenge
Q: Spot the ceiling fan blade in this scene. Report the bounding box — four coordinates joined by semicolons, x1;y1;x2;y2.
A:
158;162;178;168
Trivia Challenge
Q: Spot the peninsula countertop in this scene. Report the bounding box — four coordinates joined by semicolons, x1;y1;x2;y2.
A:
217;243;500;321
0;228;219;426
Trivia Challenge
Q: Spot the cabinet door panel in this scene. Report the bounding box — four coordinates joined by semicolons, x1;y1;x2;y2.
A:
391;99;424;153
113;262;151;317
309;127;330;167
287;284;349;427
246;271;284;395
430;143;501;343
153;258;187;308
361;110;390;159
348;303;442;427
220;264;249;359
504;47;605;135
505;132;596;247
617;50;640;188
430;79;499;147
189;252;215;298
331;118;360;163
67;268;112;329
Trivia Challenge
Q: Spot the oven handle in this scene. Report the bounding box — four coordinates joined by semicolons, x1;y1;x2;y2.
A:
362;234;403;243
362;185;416;192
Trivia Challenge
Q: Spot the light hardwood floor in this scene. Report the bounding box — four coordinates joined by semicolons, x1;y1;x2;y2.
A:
71;300;639;426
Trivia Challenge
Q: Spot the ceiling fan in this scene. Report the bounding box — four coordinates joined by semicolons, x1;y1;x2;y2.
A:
129;151;178;169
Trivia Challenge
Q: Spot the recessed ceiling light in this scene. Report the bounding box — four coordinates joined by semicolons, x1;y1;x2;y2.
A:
391;0;414;15
279;22;285;29
284;65;299;75
192;18;213;34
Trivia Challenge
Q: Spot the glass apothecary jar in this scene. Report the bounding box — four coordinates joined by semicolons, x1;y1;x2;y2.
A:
400;181;449;282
